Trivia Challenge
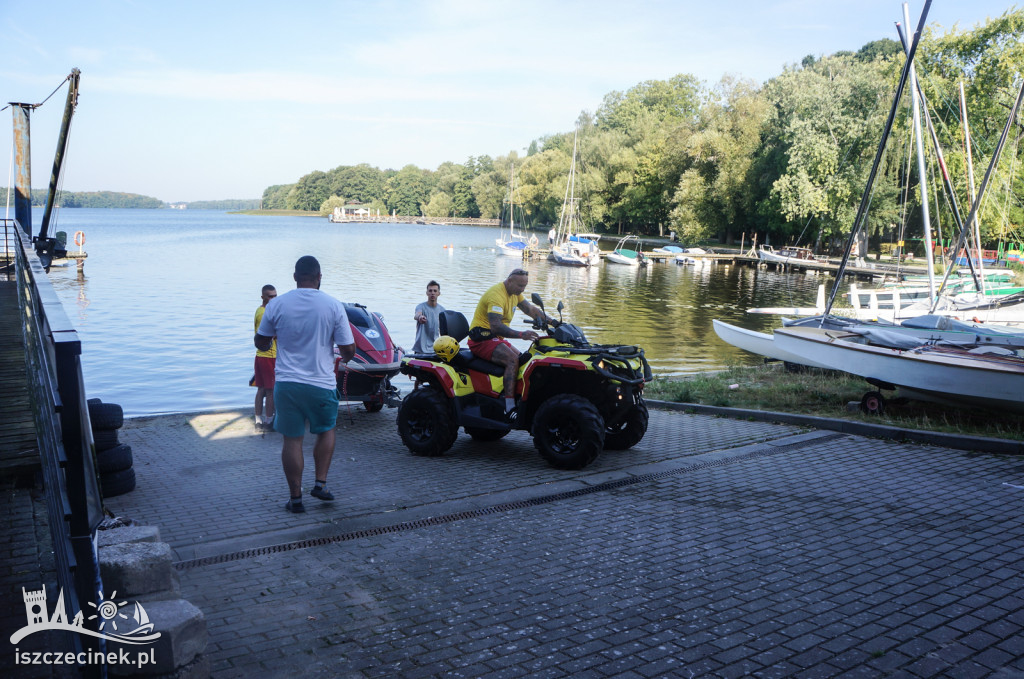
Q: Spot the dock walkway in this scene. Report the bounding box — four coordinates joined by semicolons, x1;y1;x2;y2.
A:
3;405;1016;677
0;277;40;477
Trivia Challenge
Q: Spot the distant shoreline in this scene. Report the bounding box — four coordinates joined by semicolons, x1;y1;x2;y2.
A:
231;209;321;216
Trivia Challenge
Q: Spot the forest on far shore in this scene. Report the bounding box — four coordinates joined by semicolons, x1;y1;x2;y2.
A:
264;9;1024;254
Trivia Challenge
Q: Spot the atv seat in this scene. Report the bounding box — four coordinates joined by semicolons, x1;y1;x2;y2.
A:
439;310;469;342
450;349;505;377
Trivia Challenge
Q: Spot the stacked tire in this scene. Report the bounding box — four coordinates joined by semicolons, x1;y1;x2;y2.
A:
88;399;136;497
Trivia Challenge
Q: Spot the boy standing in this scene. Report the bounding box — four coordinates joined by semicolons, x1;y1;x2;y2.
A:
253;284;277;428
412;280;445;354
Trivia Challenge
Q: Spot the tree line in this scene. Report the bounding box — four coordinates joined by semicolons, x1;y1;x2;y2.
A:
265;9;1024;253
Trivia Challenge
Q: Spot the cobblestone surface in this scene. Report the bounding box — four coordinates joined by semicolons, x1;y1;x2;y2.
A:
8;405;1024;677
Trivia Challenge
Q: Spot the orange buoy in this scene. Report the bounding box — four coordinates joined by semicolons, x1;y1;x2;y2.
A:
74;231;85;246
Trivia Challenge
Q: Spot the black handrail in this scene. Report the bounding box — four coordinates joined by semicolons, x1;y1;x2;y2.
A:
7;218;104;675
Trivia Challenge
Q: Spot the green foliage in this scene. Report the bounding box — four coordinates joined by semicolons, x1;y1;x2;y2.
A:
260;10;1023;249
319;195;348;215
17;189;164;208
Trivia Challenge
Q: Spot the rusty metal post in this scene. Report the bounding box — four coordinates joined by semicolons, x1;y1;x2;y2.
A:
39;69;80;242
11;103;33;234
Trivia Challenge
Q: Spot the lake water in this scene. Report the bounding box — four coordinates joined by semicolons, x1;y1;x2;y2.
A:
38;209;834;417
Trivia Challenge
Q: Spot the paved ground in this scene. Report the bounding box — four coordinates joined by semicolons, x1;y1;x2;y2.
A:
6;405;1024;677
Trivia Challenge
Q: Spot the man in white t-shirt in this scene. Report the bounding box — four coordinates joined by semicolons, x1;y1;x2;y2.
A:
255;256;356;514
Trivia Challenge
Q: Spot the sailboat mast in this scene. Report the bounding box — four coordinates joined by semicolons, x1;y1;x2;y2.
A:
930;78;1024;312
509;161;515;233
903;3;936;301
824;0;931;315
959;81;986;293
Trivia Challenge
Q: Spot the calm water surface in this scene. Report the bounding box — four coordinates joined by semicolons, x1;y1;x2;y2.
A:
41;209;837;416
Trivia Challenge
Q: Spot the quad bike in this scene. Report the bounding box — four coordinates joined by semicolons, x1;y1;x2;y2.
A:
396;294;653;469
334;303;403;412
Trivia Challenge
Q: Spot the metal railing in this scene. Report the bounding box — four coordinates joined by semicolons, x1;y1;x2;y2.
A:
6;218;104;672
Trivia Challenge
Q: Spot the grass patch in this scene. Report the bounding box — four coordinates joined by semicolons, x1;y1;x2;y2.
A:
646;363;1024;441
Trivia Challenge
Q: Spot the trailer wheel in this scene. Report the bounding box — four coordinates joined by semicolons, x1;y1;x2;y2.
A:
860;391;886;416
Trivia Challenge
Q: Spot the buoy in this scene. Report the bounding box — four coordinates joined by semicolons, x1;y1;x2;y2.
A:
74;231;85;246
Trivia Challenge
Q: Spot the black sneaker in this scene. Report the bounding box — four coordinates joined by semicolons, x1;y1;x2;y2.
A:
311;486;335;502
284;499;306;513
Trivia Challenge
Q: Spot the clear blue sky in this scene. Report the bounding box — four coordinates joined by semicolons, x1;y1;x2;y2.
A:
0;0;1018;203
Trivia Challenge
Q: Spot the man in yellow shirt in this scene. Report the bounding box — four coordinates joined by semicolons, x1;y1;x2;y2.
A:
468;268;551;414
253;284;277;428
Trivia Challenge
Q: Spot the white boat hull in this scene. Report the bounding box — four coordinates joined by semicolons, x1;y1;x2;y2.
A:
712;320;830;369
773;326;1024;413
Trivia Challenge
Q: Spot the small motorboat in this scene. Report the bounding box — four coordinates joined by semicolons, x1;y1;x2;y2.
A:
606;235;645;266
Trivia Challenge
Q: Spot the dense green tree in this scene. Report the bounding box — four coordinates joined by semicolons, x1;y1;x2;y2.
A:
423;191;454;218
384;165;434;215
286;170;332;211
327;164;385;204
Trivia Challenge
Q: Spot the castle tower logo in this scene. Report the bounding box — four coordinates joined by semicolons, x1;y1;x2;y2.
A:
10;585;161;646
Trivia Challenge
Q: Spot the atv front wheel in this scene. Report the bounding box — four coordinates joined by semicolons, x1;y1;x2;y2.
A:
397;387;457;456
604;400;649;451
532;394;605;469
464;426;509;442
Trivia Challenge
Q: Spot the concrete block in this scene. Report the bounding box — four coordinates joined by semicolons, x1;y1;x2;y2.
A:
136;569;182;603
97;525;162;548
108;600;207;676
99;542;174;597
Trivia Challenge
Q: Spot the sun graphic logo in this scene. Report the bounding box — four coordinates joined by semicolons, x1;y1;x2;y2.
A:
88;591;131;633
10;585;160;646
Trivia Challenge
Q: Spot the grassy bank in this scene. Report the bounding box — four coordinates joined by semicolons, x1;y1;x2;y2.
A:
646;363;1024;442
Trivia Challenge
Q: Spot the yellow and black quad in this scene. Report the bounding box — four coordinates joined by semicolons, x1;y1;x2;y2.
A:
396;294;653;469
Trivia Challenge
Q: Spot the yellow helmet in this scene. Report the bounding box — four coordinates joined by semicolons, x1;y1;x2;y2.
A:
433;335;460;362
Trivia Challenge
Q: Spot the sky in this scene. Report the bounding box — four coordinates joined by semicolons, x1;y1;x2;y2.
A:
0;0;1019;203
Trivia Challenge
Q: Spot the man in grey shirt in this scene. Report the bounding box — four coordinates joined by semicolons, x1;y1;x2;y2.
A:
412;280;445;354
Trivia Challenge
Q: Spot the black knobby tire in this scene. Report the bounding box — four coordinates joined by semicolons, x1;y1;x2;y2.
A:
89;402;124;430
532;394;605;469
93;428;119;452
397;387;458;456
96;444;133;474
464;426;509;442
100;467;136;498
604;400;649;451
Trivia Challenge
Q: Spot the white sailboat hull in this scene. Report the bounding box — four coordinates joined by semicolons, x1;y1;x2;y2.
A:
773;326;1024;413
712;320;830;369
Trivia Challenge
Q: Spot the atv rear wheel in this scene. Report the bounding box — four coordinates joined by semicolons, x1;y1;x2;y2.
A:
532;394;605;469
464;426;509;442
397;387;457;456
604;399;649;450
363;398;384;413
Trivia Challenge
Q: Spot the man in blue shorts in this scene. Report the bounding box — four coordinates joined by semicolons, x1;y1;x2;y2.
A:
255;256;356;513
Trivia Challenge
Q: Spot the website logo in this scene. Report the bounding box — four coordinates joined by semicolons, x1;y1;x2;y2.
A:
10;585;161;646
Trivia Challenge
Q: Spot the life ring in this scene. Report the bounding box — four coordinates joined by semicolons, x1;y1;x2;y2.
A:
74;231;85;246
529;235;539;248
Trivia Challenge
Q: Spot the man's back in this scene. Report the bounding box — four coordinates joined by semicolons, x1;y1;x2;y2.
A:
260;288;352;389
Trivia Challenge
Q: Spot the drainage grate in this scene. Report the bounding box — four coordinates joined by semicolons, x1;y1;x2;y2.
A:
174;433;844;571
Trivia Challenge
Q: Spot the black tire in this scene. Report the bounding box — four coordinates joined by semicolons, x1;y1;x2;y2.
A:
860;391;886;416
100;467;136;498
87;398;102;406
397;387;457;456
363;399;384;413
604;400;649;451
89;402;124;430
464;426;509;442
92;428;119;451
532;394;605;469
96;444;133;474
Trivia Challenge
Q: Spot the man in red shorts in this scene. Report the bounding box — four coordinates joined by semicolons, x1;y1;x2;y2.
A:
468;268;552;415
253;284;277;429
